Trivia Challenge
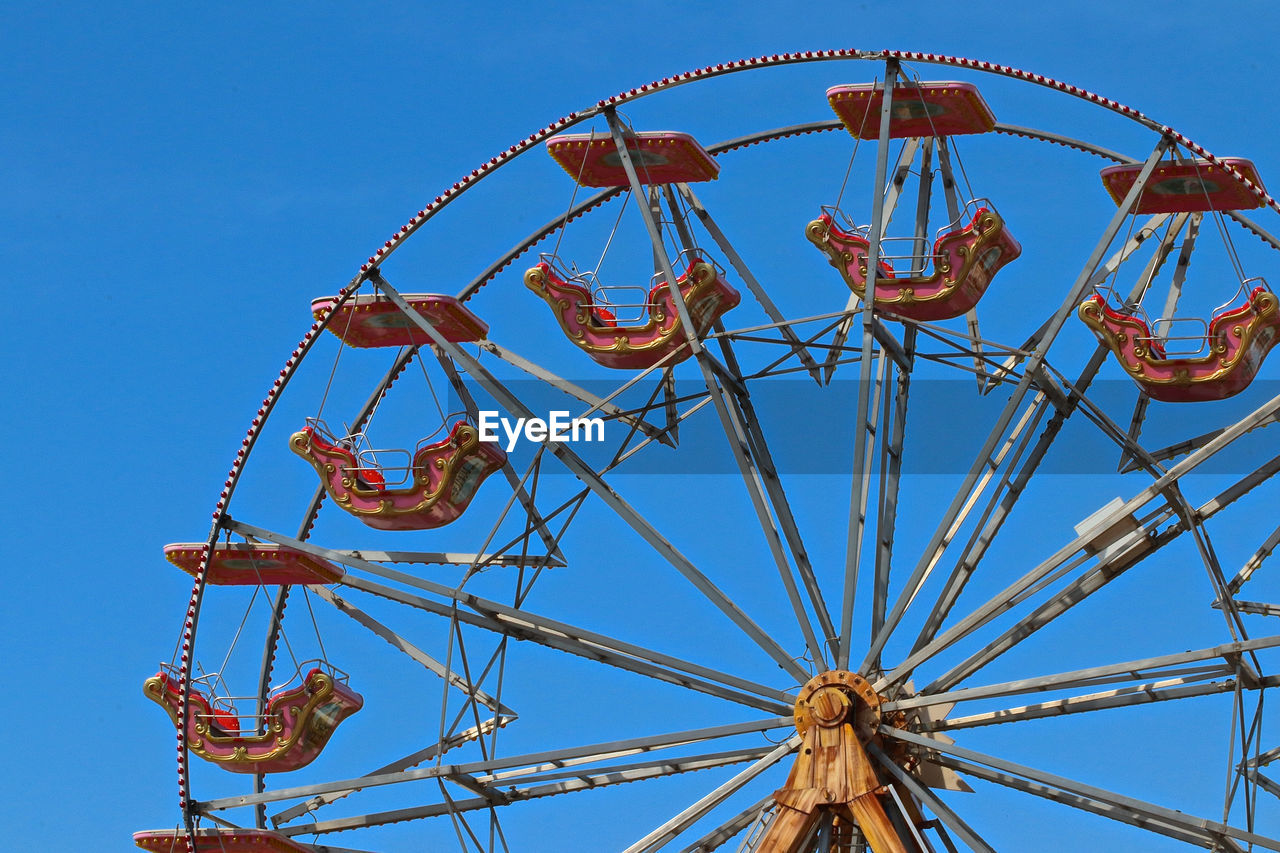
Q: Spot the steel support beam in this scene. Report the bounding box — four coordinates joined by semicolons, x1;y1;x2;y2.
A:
203;717;791;813
622;736;802;853
269;718;508;825
657;183;829;667
863;137;1173;677
883;727;1274;850
477;340;671;445
838;59;900;670
885;635;1280;714
311;585;511;714
677;182;822;382
883;333;1280;699
867;743;995;853
275;747;785;837
225;519;794;711
939;756;1244;850
368;274;808;682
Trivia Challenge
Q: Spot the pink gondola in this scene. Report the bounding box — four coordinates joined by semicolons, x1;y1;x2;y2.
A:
1079;284;1280;403
524;252;740;369
1085;155;1279;401
289;420;505;530
143;665;362;774
806;202;1021;321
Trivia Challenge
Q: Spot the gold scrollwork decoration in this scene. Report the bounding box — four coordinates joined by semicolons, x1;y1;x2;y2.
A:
807;209;1009;312
524;260;728;358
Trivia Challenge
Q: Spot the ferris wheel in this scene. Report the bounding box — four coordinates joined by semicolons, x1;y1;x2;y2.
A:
136;50;1280;852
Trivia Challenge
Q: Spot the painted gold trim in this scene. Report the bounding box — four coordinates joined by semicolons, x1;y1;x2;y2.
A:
806;209;1009;310
1079;290;1279;388
288;424;501;520
524;260;730;357
143;671;355;769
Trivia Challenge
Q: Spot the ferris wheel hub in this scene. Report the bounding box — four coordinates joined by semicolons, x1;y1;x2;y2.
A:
764;671;923;851
794;670;883;741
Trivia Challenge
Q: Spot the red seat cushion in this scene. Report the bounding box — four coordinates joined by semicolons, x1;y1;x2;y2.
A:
212;708;240;734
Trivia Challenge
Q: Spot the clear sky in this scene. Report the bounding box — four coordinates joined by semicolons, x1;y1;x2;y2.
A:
8;2;1280;851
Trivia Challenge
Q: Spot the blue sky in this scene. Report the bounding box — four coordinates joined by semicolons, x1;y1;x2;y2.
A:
8;2;1280;851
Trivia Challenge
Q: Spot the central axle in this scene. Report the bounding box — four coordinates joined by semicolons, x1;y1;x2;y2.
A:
756;670;926;853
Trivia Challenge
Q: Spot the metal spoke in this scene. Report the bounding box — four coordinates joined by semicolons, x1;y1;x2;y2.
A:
312;585;512;714
372;273;808;681
677;182;822;382
664;187;838;655
885;635;1280;717
735;389;839;655
837;60;900;670
871;332;913;655
676;797;775;853
709;320;837;662
912;448;1280;694
435;352;566;568
879;371;1280;693
271;742;794;837
225;519;793;710
1116;390;1150;474
866;743;996;853
919;523;1169;694
933;678;1242;730
884;729;1265;851
908;214;1176;620
477;339;672;446
903;387;1051;637
339;572;791;710
477;744;780;790
940;757;1245;850
920;493;1262;700
862;137;1173;674
268;718;509;826
622;736;801;853
203;717;791;814
656;184;829;667
1122;413;1280;473
1227;522;1280;596
840;349;889;667
1222;599;1280;618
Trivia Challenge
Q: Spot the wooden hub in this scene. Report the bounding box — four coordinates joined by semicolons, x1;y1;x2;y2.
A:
794;670;881;742
757;671;925;853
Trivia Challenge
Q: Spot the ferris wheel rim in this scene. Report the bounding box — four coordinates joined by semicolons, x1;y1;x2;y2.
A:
160;51;1280;852
342;49;1280;285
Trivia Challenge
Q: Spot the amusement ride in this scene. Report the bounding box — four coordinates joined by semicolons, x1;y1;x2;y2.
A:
137;51;1280;851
